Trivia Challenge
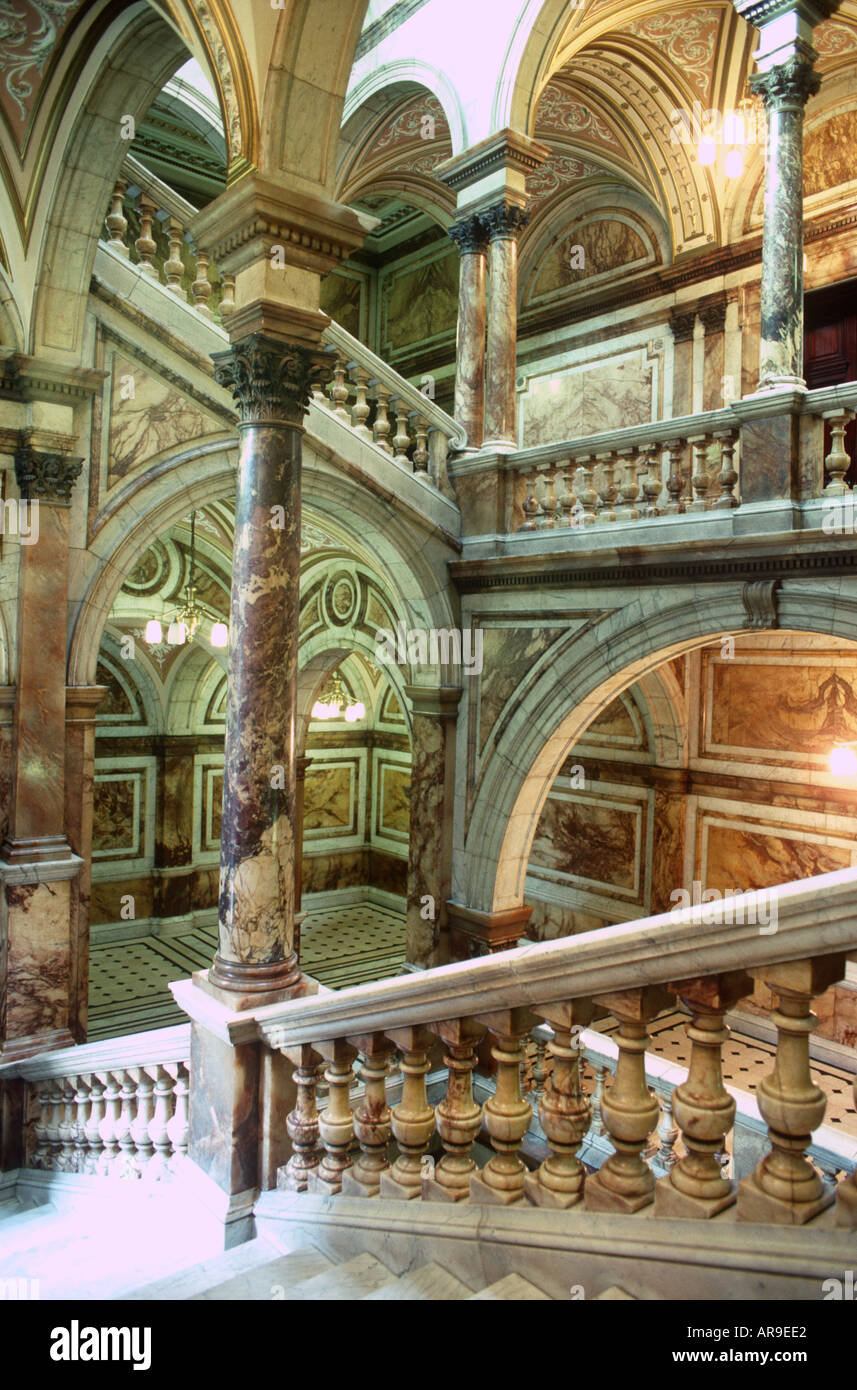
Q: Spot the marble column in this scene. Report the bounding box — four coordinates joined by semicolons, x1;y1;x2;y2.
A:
448;216;488;451
64;686;106;1042
669;308;697;417
405;688;459;968
208;335;324;1008
699;297;728;413
483;202;529;449
0;442;83;1058
293;753;311;962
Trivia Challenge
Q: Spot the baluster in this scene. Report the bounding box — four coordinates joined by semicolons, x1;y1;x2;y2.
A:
576;455;598;525
663;439;686;514
135;196;158;278
56;1078;77;1172
44;1081;64;1170
97;1072;122;1176
822;410;853;496
390;400;412;466
529;1035;548;1103
343;1033;393;1196
163;218;186;298
372;386;393;453
471;1008;535;1206
654;1086;679;1169
165;1062;189;1172
381;1026;435;1200
279;1044;323;1191
72;1074;91;1173
687;435;712;512
219;274;236;319
310;375;328;410
312;1039;358;1195
84;1075;105;1174
737;956;846;1224
557;462;578;526
105;180;129;257
712;430;739;509
146;1064;173;1182
112;1069;138;1178
589;1061;607;1137
837;1072;857;1227
595;452;617;523
536;465;560;528
585;986;672;1213
411;414;430;478
129;1067;155;1177
423;1018;484;1202
30;1082;50;1168
641;441;663;517
350;368;373;441
525;1002;592;1209
191;249;214;319
615;447;640;520
518;470;543;531
656;973;751;1217
329;354;350;425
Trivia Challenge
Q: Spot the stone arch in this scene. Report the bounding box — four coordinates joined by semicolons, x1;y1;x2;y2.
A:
297;630;412;759
0;266;24;352
456;582;857;914
342;66;468;161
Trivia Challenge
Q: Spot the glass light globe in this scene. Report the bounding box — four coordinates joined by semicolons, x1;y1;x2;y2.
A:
697;137;716;167
210;621;228;648
724;148;744;178
145;619;162;644
312;700;328;720
167;621;187;646
830;744;857;777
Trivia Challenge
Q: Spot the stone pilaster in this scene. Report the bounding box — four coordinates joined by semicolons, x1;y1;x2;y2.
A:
448;216;488;451
483;201;529;449
699;295;728;413
405;686;460;968
205;335;326;1009
669;308;697;418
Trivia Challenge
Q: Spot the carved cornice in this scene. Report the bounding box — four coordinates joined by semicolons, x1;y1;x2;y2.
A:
448;215;489;256
211;334;328;426
750;54;821;108
734;0;839;29
0;354;106;405
481;202;530;242
14;445;83;504
437;129;549;192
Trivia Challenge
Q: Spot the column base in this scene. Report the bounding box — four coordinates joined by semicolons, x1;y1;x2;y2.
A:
422;1175;470;1203
523;1170;584;1210
835;1178;857;1228
341;1168;384;1198
276;1161;318;1193
736;1172;834;1225
584;1170;654;1214
469;1170;524;1206
379;1169;422;1201
195;955;304;1012
0;1026;77;1063
654;1175;736;1219
1;834;73;864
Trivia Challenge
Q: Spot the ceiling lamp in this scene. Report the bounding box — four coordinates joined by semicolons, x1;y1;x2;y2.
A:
697;136;716;166
145;511;228;650
830;742;857;777
312;672;365;722
724;147;744;179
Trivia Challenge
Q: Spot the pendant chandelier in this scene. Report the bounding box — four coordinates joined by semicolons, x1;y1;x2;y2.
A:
312;671;365;722
145;511;228;648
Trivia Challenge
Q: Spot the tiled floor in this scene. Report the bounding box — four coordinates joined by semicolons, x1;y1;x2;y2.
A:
88;904;406;1040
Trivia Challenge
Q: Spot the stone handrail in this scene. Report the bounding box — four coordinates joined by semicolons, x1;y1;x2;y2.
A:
172;866;857;1217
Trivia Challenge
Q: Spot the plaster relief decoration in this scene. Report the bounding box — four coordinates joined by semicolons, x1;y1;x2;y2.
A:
622;6;722;101
803;110;857;198
525;153;604;215
535;80;624;152
0;0;83;142
528;218;654;304
813;18;857;64
361;92;451;167
107;352;219;488
518;344;658;449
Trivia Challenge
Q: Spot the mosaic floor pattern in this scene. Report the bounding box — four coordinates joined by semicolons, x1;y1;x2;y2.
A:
88;904;407;1040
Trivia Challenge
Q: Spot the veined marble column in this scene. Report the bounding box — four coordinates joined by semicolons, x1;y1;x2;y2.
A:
405;688;460;968
483;202;529;449
669;308;697;417
1;441;83;1057
208;335;324;1007
64;686;106;1041
699;297;728;413
448;216;488;450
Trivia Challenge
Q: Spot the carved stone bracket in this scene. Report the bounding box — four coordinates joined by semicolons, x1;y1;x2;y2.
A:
742;579;781;629
14;445;83;504
212;334;329;426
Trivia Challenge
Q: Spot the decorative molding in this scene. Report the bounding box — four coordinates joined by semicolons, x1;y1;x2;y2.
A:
14;443;82;504
751;55;822;109
734;0;839;30
437;129;549;193
742;579;781;630
669;309;697;344
212;334;328;425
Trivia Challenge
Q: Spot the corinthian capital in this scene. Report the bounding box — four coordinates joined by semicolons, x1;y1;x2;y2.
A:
14;445;83;504
750;54;821;109
481;202;530;243
212;334;328;426
449;215;489;255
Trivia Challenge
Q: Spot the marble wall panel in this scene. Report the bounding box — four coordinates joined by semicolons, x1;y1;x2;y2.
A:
377;762;410;838
518;348;655;449
530;220;650;303
700;819;852;894
529;791;642;895
303;762;358;835
804;110;857;197
107;353;217;488
92;774;140;856
650;790;686;914
3;880;72;1041
380;247;458;359
478;626;566;757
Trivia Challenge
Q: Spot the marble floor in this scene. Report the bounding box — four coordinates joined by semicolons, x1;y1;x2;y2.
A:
87;903;407;1040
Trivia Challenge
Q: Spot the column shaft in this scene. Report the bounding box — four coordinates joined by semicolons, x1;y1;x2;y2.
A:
483;204;528;448
449;218;487;449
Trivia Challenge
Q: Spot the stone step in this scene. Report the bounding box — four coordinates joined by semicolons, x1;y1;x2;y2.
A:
286;1251;398;1301
363;1261;475;1301
0;1203;62;1252
193;1246;335;1301
469;1273;552;1300
125;1237;285;1301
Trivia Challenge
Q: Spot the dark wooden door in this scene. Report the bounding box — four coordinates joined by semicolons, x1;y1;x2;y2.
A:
805;280;857;487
